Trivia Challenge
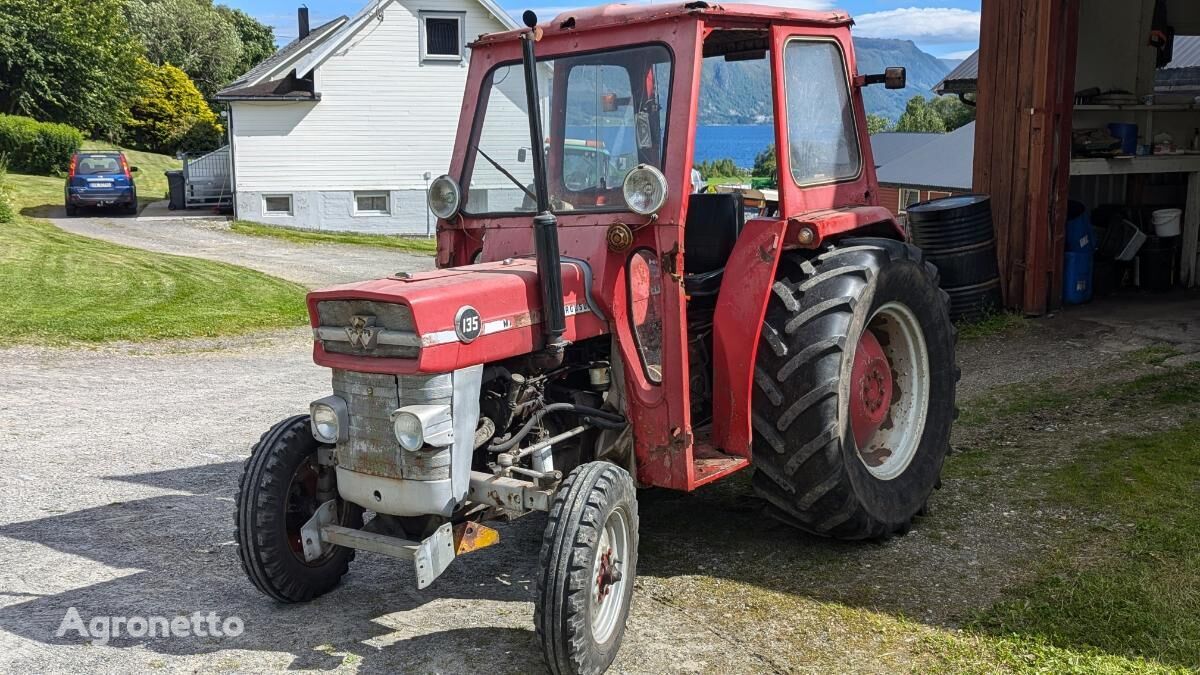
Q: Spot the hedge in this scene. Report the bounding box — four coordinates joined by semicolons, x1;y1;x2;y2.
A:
0;115;85;175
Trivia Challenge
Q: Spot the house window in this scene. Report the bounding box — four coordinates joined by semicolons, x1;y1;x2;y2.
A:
263;194;293;216
421;12;465;62
354;191;390;215
899;188;922;212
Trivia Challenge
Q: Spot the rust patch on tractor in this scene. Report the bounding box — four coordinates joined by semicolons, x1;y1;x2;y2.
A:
453;521;500;555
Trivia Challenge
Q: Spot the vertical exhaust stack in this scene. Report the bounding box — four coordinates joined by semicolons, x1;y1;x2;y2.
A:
298;6;311;39
520;11;567;360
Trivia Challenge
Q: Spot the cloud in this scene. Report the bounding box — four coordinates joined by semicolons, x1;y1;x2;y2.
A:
852;7;981;44
939;48;978;61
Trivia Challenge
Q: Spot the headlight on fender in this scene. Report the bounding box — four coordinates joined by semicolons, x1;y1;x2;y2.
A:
392;404;453;451
310;396;348;444
427;175;462;220
622;164;669;216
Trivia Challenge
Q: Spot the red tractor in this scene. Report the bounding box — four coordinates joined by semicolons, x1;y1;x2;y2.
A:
236;4;957;673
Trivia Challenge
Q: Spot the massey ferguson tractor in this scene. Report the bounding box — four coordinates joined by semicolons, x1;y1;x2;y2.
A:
235;4;957;673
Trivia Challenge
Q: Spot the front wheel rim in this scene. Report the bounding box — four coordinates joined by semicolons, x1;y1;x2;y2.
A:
589;506;631;644
850;301;930;481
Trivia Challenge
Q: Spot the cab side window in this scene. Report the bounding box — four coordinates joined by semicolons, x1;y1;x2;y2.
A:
782;40;862;185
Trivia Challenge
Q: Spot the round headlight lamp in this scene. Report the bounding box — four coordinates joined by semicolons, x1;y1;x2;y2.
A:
310;403;340;444
392;411;425;451
427;175;462;220
622;164;669;216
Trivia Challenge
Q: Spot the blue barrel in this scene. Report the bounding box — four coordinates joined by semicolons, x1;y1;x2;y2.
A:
1063;250;1094;304
1107;123;1138;155
1065;201;1094;252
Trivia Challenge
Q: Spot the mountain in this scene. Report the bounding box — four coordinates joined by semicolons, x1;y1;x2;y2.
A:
697;38;954;125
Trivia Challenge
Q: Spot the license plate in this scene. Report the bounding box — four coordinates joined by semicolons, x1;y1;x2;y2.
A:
90;182;113;189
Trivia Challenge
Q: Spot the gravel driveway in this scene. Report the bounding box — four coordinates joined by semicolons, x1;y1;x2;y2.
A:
48;207;434;288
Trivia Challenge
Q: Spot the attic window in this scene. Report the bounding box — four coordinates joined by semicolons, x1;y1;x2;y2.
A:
421;12;465;62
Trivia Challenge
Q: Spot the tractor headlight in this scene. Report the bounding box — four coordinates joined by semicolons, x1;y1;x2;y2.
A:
309;396;348;444
622;164;669;216
391;404;454;451
427;175;462;220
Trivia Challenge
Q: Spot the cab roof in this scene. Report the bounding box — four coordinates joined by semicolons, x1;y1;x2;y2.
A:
471;2;853;47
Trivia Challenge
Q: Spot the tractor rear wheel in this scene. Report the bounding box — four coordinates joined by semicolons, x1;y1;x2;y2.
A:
535;461;638;675
235;415;363;602
751;238;957;540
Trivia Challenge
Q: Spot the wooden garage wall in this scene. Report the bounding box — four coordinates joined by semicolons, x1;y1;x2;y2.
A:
973;0;1080;314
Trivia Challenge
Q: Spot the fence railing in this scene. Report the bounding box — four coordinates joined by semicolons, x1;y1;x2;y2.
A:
182;146;232;209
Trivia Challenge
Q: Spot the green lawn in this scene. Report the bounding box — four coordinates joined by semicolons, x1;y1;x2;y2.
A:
230;220;437;254
0;161;308;345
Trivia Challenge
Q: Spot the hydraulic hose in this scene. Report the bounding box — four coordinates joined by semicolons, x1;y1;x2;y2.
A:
488;403;627;452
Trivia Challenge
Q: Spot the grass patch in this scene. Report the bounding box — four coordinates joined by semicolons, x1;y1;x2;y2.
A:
0;172;307;345
956;310;1029;341
230;220;437;255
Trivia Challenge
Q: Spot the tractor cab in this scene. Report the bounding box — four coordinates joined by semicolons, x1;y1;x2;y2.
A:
235;6;955;675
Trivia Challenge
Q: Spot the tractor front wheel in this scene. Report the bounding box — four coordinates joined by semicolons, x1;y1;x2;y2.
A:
535;462;639;675
752;238;957;540
235;415;363;602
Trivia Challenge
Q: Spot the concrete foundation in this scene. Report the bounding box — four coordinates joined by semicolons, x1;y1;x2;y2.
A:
235;189;436;235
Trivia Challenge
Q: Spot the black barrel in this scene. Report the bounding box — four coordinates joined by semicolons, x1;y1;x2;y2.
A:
907;194;1002;322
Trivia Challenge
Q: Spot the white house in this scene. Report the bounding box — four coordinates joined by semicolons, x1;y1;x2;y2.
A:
215;0;518;234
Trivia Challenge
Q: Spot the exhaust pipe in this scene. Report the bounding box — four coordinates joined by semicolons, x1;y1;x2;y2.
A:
520;11;567;359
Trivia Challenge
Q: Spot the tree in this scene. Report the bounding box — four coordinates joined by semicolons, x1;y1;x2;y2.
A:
895;95;946;133
752;144;776;178
0;0;143;136
867;113;894;135
931;95;976;132
216;5;276;78
123;59;223;154
124;0;243;99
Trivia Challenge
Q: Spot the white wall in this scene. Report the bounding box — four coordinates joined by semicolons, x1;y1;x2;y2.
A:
231;0;510;198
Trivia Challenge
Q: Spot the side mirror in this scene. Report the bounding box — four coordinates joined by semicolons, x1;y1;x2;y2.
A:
601;93;619;113
517;148;528;163
862;67;907;90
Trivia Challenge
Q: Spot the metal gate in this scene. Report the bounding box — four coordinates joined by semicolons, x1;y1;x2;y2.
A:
182;146;232;209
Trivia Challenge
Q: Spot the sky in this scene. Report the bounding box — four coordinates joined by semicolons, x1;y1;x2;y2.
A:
223;0;981;61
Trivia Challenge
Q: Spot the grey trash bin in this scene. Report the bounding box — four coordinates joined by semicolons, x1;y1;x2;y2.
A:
165;170;185;210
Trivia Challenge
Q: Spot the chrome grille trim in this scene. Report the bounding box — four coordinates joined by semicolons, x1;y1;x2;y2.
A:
316;300;419;358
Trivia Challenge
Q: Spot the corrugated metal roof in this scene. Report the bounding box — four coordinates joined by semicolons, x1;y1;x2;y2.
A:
869;132;943;167
876;122;976;191
933;50;978;95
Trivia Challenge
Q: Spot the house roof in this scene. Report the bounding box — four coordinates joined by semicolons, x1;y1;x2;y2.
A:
869;132;942;167
933;36;1200;95
215;17;347;100
933;50;979;95
876;122;976;191
216;0;518;102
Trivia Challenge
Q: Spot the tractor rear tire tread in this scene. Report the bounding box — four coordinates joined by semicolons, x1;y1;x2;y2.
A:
752;238;957;541
235;415;359;603
535;462;638;675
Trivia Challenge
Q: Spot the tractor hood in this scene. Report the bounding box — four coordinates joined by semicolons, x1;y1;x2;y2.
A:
307;259;607;374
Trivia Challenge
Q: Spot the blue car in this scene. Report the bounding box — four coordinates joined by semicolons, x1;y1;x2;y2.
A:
64;151;139;216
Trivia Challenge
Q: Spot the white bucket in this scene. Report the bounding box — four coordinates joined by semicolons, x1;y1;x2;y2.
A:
1152;208;1182;237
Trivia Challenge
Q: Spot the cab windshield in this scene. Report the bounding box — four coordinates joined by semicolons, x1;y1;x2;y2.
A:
462;44;671;215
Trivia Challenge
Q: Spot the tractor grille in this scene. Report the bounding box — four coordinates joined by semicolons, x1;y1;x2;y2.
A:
331;369;452;481
316;300;419;359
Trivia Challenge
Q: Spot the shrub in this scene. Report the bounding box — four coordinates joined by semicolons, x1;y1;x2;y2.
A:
123;60;224;155
0;115;84;175
0;153;14;223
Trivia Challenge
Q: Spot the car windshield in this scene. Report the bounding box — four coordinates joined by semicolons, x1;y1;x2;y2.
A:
76;155;122;175
462;44;671;215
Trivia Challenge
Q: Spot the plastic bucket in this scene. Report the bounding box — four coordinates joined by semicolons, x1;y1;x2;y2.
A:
1107;123;1138;155
1151;208;1182;237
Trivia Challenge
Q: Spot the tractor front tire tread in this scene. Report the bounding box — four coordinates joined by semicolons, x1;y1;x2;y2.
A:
535;462;639;675
235;415;357;603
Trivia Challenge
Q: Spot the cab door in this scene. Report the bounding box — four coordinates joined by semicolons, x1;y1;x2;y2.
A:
769;25;874;217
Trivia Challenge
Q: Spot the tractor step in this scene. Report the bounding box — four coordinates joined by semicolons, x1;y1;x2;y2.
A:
691;443;750;488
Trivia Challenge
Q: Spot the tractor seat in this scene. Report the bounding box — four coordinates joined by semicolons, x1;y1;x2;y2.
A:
684;193;744;296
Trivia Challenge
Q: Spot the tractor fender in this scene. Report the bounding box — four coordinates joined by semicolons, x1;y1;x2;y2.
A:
710;206;901;455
